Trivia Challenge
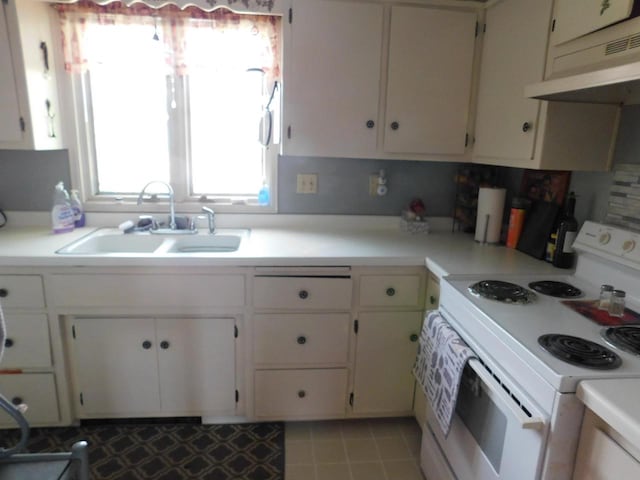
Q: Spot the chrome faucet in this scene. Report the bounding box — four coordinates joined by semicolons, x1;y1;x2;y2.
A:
201;206;216;234
136;181;176;230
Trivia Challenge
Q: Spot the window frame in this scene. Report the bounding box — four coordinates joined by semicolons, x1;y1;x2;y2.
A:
58;2;284;215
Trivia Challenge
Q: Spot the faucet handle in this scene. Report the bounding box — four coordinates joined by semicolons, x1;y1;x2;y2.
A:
189;215;207;231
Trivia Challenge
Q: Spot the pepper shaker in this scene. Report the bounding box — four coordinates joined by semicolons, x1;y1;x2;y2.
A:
609;290;626;317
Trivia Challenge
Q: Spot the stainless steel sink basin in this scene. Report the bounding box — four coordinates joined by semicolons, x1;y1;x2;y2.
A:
57;228;249;255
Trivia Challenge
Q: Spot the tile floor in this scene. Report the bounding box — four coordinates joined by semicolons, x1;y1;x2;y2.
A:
284;417;425;480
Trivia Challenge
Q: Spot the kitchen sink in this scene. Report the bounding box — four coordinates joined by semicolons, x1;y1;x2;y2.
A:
165;235;242;253
56;228;249;255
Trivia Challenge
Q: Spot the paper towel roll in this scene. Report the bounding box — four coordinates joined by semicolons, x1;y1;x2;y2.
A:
475;187;506;244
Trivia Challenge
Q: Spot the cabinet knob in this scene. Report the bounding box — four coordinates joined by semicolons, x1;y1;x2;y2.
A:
11;397;23;406
390;121;400;131
386;287;396;297
429;295;437;305
298;289;309;300
522;122;532;132
4;338;14;348
297;390;306;398
160;340;170;350
366;120;375;129
0;288;8;298
297;336;307;345
142;340;152;350
410;333;419;343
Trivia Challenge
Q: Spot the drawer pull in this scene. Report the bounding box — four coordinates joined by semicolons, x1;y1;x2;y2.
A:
142;340;152;350
410;333;419;342
297;336;307;345
429;295;437;305
298;289;309;300
297;390;306;398
11;397;23;406
0;288;8;298
4;338;14;348
386;287;396;297
160;340;170;350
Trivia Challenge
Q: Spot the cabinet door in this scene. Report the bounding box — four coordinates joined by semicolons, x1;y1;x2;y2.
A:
384;6;476;155
473;0;553;164
285;0;383;157
71;318;161;415
0;2;22;143
352;311;422;414
156;318;236;414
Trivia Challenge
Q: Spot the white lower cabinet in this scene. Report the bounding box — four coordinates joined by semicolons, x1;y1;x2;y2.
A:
351;311;422;415
69;317;236;417
254;369;348;419
0;374;59;425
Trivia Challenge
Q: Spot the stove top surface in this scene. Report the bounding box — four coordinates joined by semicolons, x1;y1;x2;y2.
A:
441;272;640;393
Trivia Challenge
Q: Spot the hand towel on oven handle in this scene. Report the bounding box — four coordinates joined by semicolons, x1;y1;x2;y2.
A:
413;310;476;437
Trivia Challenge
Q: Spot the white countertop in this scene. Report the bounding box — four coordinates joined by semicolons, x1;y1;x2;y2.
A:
577;379;640;451
0;219;561;275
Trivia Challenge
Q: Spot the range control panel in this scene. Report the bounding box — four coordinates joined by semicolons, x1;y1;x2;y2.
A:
574;221;640;269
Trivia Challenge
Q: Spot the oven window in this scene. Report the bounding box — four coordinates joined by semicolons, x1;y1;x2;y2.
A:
456;365;508;473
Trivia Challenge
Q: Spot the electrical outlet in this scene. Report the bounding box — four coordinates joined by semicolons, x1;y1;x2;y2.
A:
296;174;318;194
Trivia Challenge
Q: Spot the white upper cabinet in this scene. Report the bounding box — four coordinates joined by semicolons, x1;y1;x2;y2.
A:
0;0;64;150
472;0;619;171
284;0;383;158
551;0;635;46
384;6;476;155
283;0;478;160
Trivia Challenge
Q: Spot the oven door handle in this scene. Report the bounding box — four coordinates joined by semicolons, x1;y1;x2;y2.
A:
468;359;546;430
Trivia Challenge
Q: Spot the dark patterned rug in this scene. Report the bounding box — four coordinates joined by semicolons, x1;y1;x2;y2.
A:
2;420;284;480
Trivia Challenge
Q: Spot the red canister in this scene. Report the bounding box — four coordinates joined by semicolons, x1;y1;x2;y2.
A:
506;198;528;248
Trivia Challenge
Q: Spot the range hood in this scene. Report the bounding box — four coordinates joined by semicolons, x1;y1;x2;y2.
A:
525;60;640;105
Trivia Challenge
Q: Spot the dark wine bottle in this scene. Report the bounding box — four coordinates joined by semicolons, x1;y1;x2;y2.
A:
553;192;578;269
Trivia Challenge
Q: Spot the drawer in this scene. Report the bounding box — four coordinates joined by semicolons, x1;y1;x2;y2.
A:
359;274;423;308
1;314;52;368
0;275;45;309
49;274;245;308
0;373;60;426
254;369;347;418
253;277;352;310
253;314;350;365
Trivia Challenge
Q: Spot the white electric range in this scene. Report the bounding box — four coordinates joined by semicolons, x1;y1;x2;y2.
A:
421;221;640;480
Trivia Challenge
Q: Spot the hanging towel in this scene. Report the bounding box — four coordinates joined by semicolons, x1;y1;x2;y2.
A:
413;310;476;437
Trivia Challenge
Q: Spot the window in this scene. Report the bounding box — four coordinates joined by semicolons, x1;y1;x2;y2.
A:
56;1;281;212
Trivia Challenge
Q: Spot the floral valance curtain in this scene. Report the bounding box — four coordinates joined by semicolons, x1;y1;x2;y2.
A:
53;0;281;81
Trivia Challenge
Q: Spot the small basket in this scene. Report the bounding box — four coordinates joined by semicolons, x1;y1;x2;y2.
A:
400;212;430;234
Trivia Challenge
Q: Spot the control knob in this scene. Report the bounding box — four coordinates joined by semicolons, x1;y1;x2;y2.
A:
599;232;611;245
622;239;636;253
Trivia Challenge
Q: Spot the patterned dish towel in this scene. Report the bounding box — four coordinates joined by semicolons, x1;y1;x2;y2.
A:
413;310;476;437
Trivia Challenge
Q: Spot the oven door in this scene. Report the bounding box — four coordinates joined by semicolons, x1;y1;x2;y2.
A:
421;359;549;480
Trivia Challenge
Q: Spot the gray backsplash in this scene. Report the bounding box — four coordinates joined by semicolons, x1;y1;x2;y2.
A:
3;104;640;219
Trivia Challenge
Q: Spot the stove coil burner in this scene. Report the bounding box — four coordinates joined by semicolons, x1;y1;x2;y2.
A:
602;326;640;356
468;280;536;304
528;280;582;298
538;334;622;369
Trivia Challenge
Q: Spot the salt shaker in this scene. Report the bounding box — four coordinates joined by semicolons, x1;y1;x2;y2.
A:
609;290;626;317
598;284;614;310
